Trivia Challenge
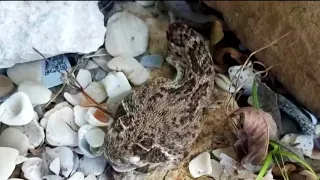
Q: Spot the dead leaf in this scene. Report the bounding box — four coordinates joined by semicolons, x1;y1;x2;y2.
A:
272;164;296;177
290;170;318;180
210;20;224;45
216;47;248;65
231;107;277;165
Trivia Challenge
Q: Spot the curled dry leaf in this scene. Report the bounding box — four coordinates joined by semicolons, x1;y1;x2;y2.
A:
216;47;248;66
231;107;277;165
210;20;224;46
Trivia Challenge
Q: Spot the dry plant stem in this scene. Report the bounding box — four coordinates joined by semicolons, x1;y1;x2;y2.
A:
223;31;291;116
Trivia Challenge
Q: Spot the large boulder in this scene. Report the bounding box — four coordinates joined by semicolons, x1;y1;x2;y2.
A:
0;1;106;68
204;1;320;117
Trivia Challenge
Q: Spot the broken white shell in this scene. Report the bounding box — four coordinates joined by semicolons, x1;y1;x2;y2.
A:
136;1;154;6
77;69;92;89
78;124;97;158
188;152;212;178
302;108;318;125
0;92;34;126
0;147;19;180
228;66;255;95
71;152;80;175
74;106;89;127
85;107;113;127
209;159;223;179
15;155;28;165
105;11;148;57
103;72;132;114
46;108;78;147
50;157;61;175
22;157;43;180
43;147;74;177
281;133;313;157
78;156;108;176
84;174;97;180
43;175;64;180
14;112;45;149
293;135;314;157
44;101;72;119
212;147;237;160
18;80;52;106
214;73;236;93
107;55;150;85
85;128;105;148
0;127;29;155
69;172;85;180
64;82;107;106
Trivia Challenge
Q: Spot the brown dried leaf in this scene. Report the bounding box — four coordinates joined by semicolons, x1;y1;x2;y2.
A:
216;47;248;65
231;107;277;165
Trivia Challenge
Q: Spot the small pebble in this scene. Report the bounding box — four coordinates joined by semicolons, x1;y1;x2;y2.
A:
188;152;212;178
140;54;164;68
18;80;52;106
0;74;14;98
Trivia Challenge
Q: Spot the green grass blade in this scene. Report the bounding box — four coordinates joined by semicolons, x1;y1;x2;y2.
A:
256;153;273;180
252;79;259;109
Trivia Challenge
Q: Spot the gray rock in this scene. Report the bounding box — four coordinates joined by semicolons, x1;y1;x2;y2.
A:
277;94;315;135
0;1;106;68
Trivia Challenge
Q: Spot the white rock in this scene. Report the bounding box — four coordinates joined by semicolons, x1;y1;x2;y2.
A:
46;108;78;147
209;159;223;179
43;175;64;180
188;152;212;178
228;65;255;95
78;156;108;176
78;124;97;158
0;1;106;69
64;82;107;106
84;174;97;180
85;107;113;127
136;1;154;6
22;157;43;180
18;80;52;105
7;60;44;85
0;147;19;180
103;72;132;113
77;69;92;89
74;106;89;127
43;147;74;177
0;92;34;126
107;55;150;85
0;127;29;155
105;11;148;57
85;128;105;148
14;112;45;149
50;157;61;175
69;172;85;180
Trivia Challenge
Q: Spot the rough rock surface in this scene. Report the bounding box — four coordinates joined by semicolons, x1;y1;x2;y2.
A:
0;1;106;68
204;1;320;117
